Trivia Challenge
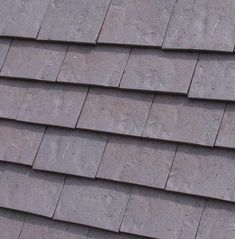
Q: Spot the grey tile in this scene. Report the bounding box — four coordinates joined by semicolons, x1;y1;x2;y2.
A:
0;164;65;217
163;0;235;52
166;145;235;202
99;0;175;46
143;95;225;146
97;135;176;188
78;88;153;136
20;215;88;239
0;39;11;69
0;0;50;38
121;48;198;94
34;127;108;178
38;0;110;43
54;178;131;232
1;40;67;81
196;201;235;239
17;82;88;128
58;45;130;87
121;187;204;239
0;120;45;165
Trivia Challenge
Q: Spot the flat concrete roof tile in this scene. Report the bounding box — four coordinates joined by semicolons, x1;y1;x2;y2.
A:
0;39;11;69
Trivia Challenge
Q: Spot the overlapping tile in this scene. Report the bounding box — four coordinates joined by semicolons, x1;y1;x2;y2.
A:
54;178;131;232
97;135;176;188
121;48;198;93
58;45;130;86
34;127;108;178
38;0;110;43
1;40;67;81
163;0;235;52
0;39;11;69
143;95;225;146
99;0;175;46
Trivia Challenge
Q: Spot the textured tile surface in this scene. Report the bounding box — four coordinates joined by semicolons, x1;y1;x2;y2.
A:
143;95;225;146
163;0;235;51
58;45;130;86
0;120;45;165
0;164;65;217
121;48;198;93
99;0;175;46
121;187;204;239
97;135;176;188
0;38;11;69
34;127;107;178
78;88;153;136
166;145;235;202
1;40;67;81
54;178;131;232
38;0;110;43
17;82;88;127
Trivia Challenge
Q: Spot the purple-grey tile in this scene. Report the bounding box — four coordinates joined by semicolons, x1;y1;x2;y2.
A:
143;95;225;146
0;39;11;69
0;164;65;217
58;45;130;87
0;120;45;165
54;177;131;232
163;0;235;52
97;135;176;188
78;88;153;136
99;0;175;46
17;82;88;128
38;0;110;43
34;127;107;178
1;40;67;81
121;187;204;239
121;48;198;93
166;145;235;202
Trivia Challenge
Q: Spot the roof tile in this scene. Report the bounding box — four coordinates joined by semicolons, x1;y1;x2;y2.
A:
0;38;11;69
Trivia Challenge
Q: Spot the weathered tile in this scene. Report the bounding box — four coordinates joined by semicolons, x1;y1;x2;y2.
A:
20;215;88;239
0;120;45;165
121;48;198;93
38;0;110;43
163;0;235;52
0;164;65;217
1;40;67;81
58;45;130;87
78;88;153;136
0;0;50;38
196;200;235;239
0;39;11;69
99;0;175;46
166;145;235;202
97;135;176;188
121;187;204;239
54;178;131;232
143;95;225;146
34;127;107;178
17;82;88;128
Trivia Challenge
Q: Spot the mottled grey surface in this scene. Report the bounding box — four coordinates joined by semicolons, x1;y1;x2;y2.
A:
166;145;235;202
0;39;11;69
38;0;110;43
58;45;130;86
0;120;45;165
121;48;198;93
121;187;204;239
78;88;153;136
54;178;131;232
99;0;175;46
34;127;108;178
1;40;67;81
97;135;176;188
163;0;235;52
143;95;225;146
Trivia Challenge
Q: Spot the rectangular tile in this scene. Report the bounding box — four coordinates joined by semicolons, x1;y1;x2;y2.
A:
97;135;176;188
1;40;67;81
143;95;225;146
0;39;11;69
54;178;131;232
78;88;153;136
58;45;130;87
